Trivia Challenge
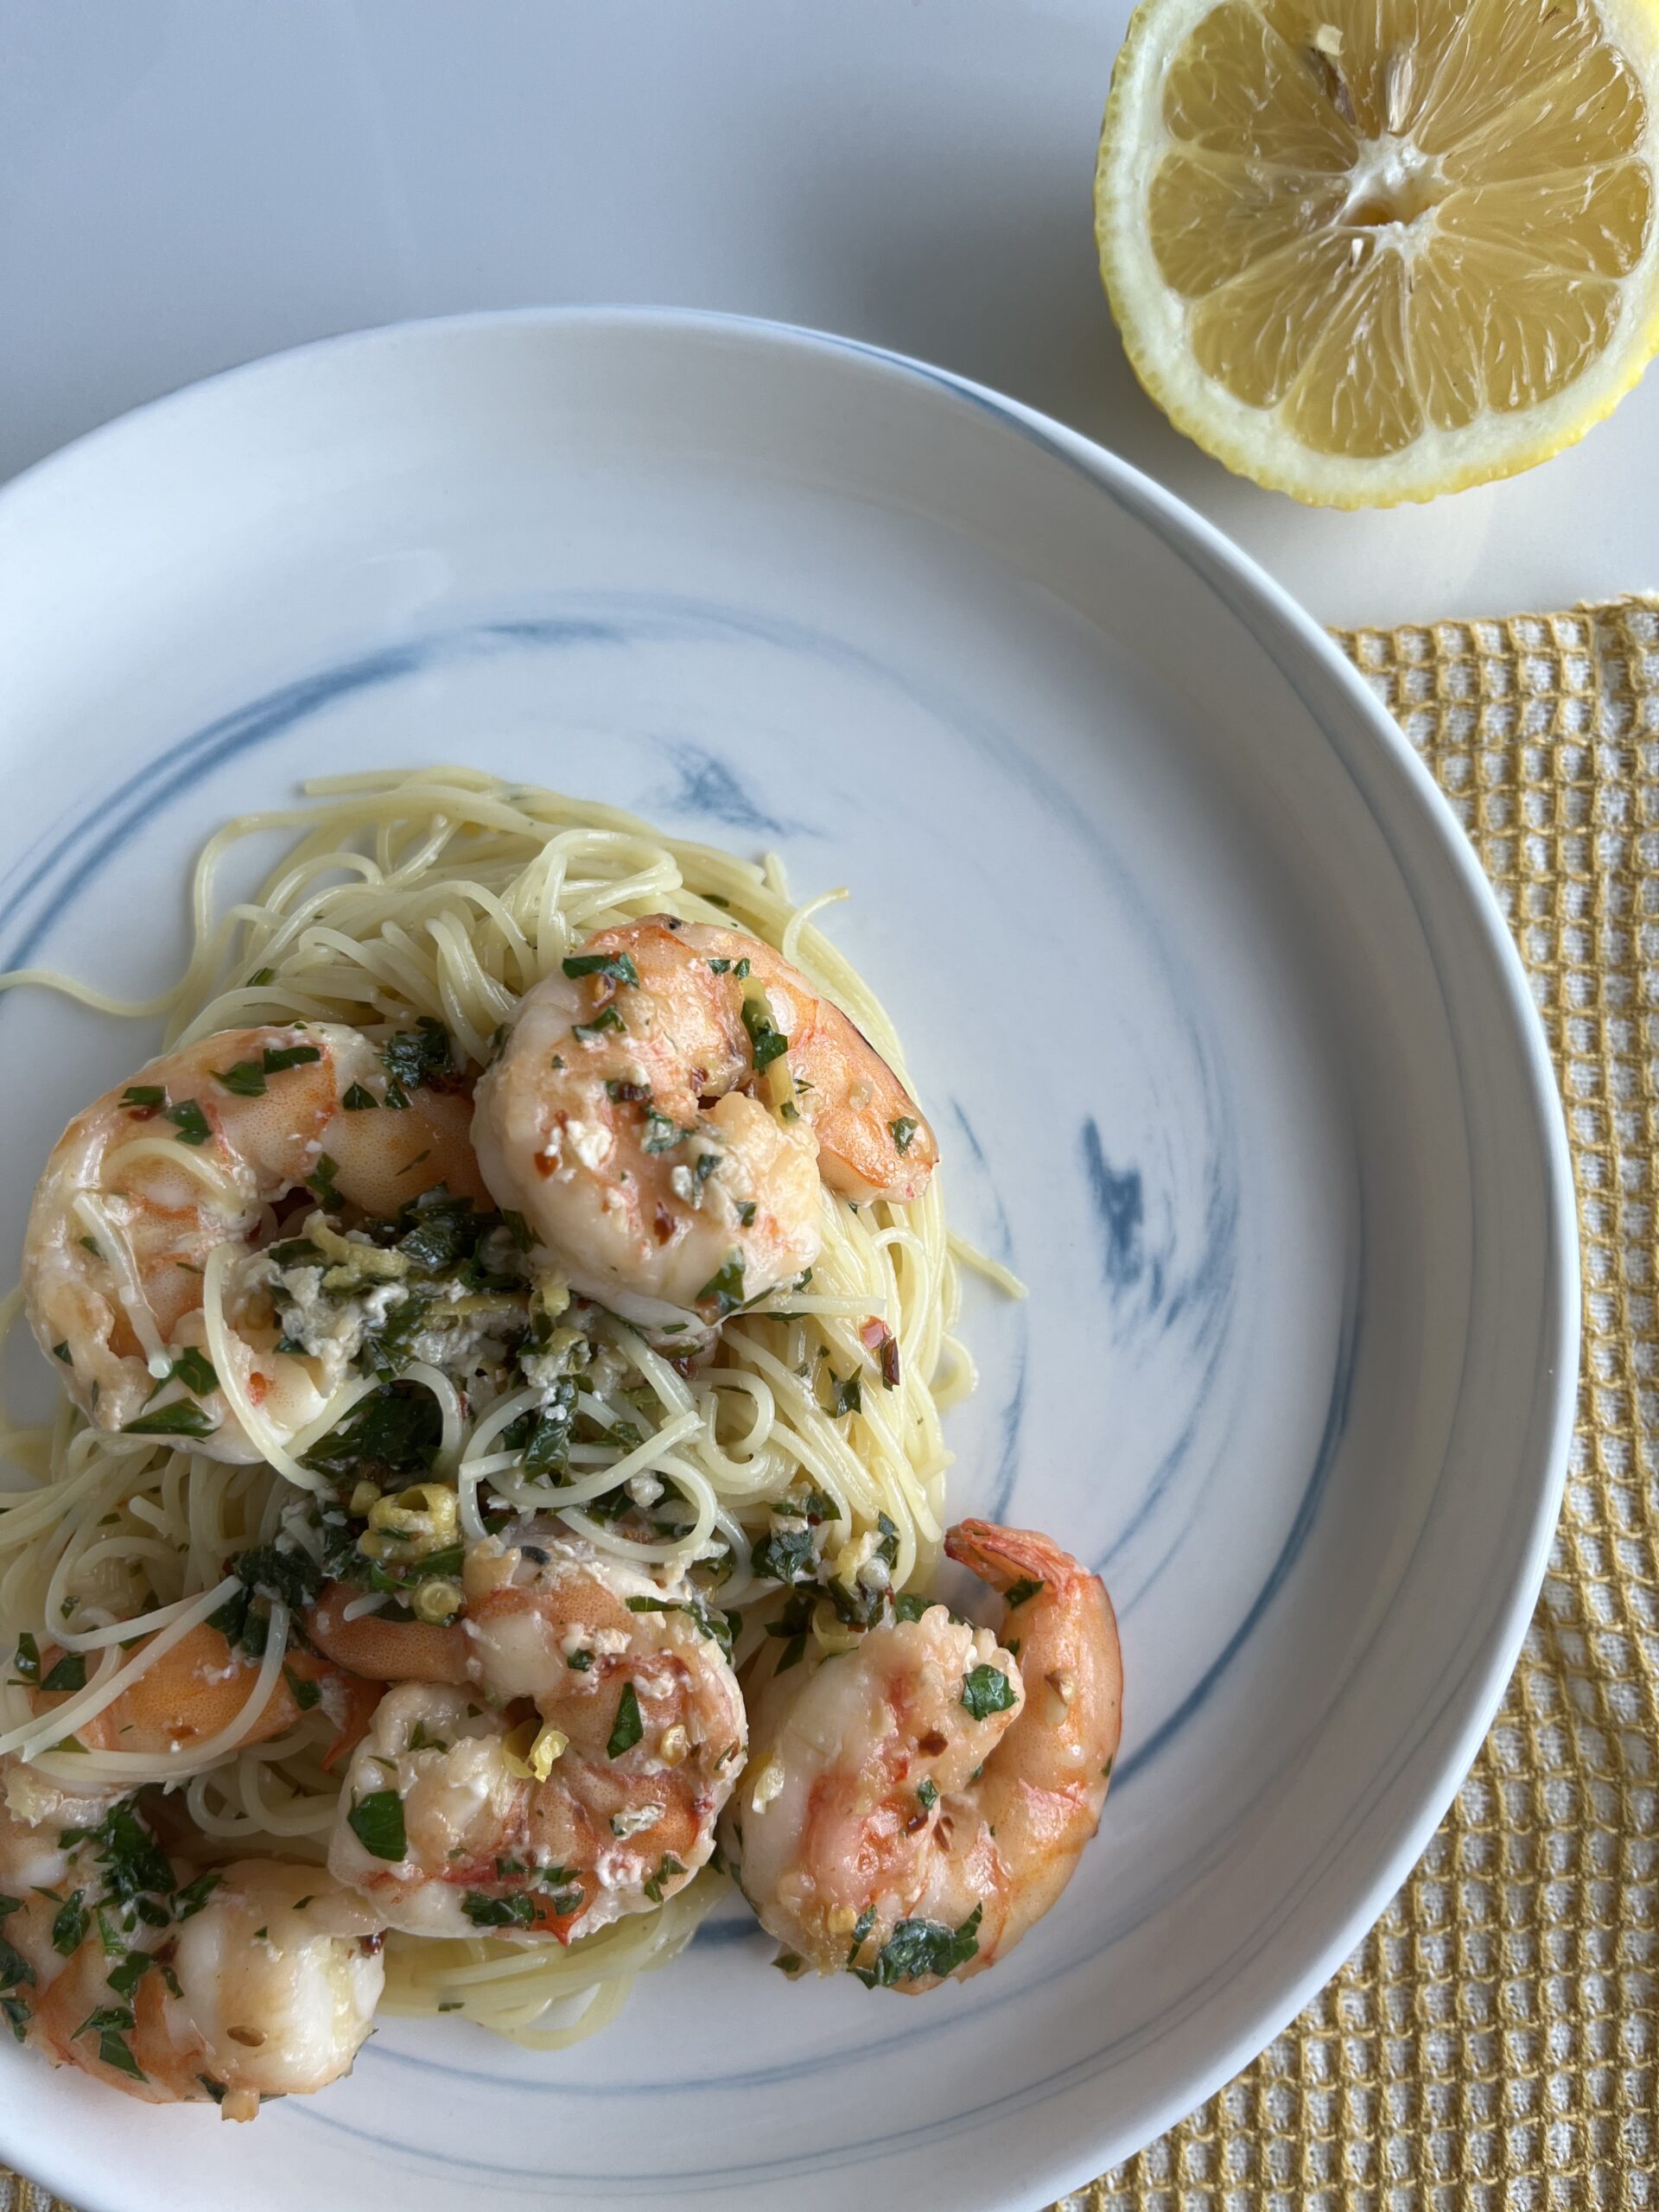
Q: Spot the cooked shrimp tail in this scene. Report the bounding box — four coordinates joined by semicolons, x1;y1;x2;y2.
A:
935;1520;1122;1961
30;1619;381;1777
307;1582;472;1686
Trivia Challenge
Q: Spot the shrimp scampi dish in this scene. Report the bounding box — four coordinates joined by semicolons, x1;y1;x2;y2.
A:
0;767;1121;2118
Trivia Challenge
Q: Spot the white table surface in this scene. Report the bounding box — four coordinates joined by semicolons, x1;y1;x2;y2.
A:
3;0;1652;632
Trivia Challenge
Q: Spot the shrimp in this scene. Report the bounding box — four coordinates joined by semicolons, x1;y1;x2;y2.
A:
0;1776;383;2118
0;1775;130;2052
307;1582;472;1686
23;1022;487;1459
29;1621;381;1775
328;1530;747;1940
721;1520;1122;1988
474;916;937;1333
32;1859;384;2119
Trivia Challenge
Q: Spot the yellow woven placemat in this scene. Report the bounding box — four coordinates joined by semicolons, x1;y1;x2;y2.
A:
1061;599;1659;2209
3;602;1653;2211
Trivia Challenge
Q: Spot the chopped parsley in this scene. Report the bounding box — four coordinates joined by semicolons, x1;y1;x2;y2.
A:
737;1200;757;1228
740;995;787;1073
247;967;275;987
263;1043;321;1073
0;1931;34;1997
917;1778;938;1812
562;950;639;987
750;1522;815;1586
172;1871;222;1921
642;1110;684;1154
168;1346;219;1397
572;1005;626;1041
625;1592;737;1659
830;1371;861;1419
499;1385;576;1482
642;1854;684;1905
225;1542;325;1623
105;1949;172;2002
848;1905;877;1962
305;1151;340;1206
381;1019;453;1094
961;1664;1018;1721
267;1235;325;1268
341;1083;379;1111
119;1084;165;1109
51;1341;72;1364
49;1891;88;1956
889;1116;919;1155
697;1251;747;1318
283;1668;321;1712
567;1649;593;1672
58;1803;175;1907
393;1184;487;1273
41;1651;86;1694
213;1059;267;1096
300;1383;442;1484
607;1682;645;1758
346;1789;408;1862
122;1401;214;1439
13;1634;39;1684
462;1891;536;1929
854;1904;982;1988
537;1866;584;1916
74;2005;148;2082
163;1098;211;1146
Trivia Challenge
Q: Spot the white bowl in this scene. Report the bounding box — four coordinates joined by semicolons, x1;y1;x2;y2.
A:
0;310;1576;2211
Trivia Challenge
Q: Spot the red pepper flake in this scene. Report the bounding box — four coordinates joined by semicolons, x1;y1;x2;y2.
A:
861;1319;901;1389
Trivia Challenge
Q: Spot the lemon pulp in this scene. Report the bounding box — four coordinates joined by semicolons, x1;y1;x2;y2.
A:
1096;0;1659;503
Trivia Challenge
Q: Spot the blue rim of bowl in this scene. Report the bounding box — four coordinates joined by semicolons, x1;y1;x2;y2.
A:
0;306;1580;2210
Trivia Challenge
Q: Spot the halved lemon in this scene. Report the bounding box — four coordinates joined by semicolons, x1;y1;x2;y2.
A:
1096;0;1659;505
